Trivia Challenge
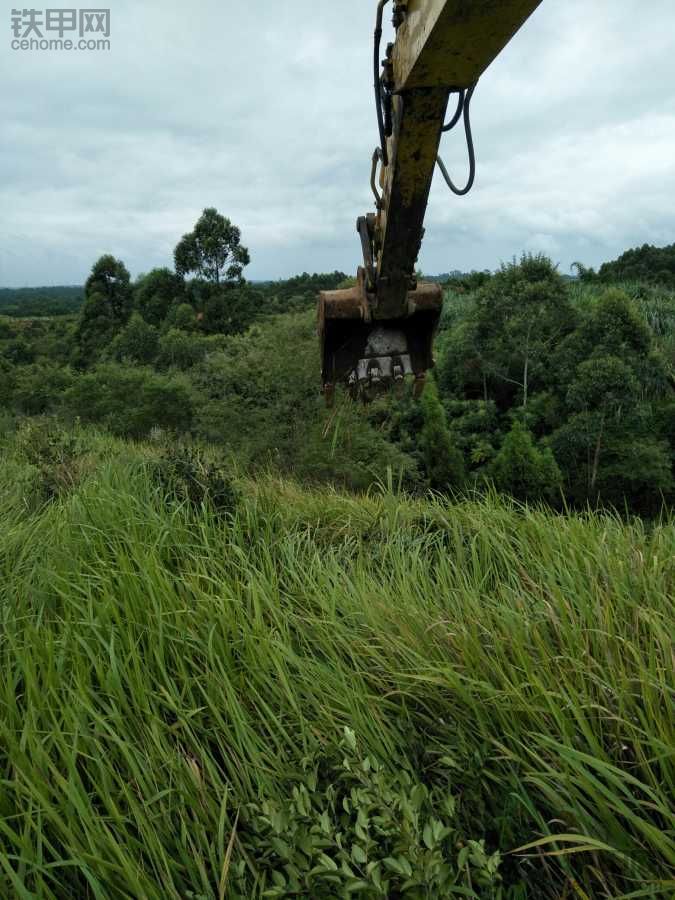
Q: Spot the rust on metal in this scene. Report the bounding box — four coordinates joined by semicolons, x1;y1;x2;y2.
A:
317;0;543;401
393;0;543;91
318;276;442;395
374;86;449;320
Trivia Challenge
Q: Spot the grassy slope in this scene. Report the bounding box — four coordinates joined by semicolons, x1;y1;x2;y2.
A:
0;436;673;898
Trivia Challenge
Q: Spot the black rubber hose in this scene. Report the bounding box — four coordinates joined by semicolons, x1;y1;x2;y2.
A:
374;0;391;167
442;89;465;133
437;82;477;196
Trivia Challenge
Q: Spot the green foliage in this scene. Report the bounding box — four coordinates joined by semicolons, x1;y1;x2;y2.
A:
174;207;250;285
433;262;674;514
64;363;193;438
558;289;653;377
489;420;561;503
151;444;239;518
10;362;74;415
472;254;576;408
0;437;672;897
134;267;186;326
257;271;349;314
4;244;674;515
0;358;15;407
157;328;208;370
167;301;200;332
75;254;133;365
192;311;418;490
108;312;160;365
1;335;35;365
84;254;133;323
196;282;261;335
445;399;501;468
566;355;638;414
551;414;673;515
596;240;675;288
0;285;84;317
14;418;91;505
236;728;500;898
419;377;465;490
444;269;493;293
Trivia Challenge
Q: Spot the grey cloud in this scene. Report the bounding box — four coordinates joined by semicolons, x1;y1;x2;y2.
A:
1;0;674;286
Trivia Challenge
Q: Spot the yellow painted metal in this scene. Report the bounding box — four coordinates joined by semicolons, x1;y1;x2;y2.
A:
317;0;545;394
393;0;543;91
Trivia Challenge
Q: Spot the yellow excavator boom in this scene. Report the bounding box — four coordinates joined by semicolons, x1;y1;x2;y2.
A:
319;0;542;404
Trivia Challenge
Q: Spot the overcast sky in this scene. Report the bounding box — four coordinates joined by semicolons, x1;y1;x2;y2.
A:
2;0;674;287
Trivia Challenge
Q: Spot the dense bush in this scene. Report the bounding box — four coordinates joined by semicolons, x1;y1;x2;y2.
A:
488;419;561;503
63;363;194;438
151;443;239;517
14;418;92;505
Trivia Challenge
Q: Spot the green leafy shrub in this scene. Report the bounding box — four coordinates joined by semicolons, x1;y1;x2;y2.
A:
14;418;91;505
151;443;239;517
420;376;465;491
232;728;501;899
64;363;194;438
489;420;561;503
108;312;160;365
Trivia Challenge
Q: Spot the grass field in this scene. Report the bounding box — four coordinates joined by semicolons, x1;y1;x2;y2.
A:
0;428;673;898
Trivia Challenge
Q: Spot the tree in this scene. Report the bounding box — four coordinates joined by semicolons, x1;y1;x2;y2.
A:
174;208;250;285
489;420;561;503
444;255;577;409
596;241;675;288
198;283;261;335
2;338;34;366
561;355;638;494
134;268;185;326
0;358;15;408
75;255;133;365
419;376;465;491
84;255;133;323
165;303;199;333
551;354;671;509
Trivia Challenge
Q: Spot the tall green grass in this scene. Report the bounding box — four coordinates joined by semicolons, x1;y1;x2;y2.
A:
0;434;673;898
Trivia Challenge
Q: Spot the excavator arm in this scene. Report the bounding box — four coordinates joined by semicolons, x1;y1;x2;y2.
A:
318;0;542;403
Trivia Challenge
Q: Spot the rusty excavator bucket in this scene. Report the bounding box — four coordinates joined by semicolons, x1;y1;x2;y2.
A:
318;267;442;406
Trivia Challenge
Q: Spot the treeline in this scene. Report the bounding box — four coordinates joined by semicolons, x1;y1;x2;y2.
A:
0;286;84;317
575;240;675;288
0;212;673;514
406;257;675;517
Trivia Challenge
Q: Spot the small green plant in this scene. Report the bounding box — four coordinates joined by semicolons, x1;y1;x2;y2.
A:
232;728;501;898
151;443;239;517
15;418;90;504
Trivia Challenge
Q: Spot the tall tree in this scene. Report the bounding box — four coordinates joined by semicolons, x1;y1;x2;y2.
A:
174;208;250;285
74;255;132;366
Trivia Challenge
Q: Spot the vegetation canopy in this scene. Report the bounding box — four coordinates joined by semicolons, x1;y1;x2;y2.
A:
0;222;673;897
